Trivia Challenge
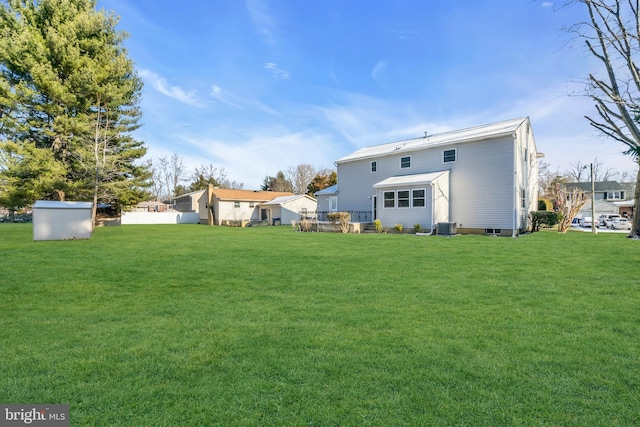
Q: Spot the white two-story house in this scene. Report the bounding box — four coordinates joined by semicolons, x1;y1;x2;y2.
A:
333;117;540;237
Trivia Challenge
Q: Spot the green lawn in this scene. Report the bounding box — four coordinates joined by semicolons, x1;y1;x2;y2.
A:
1;224;639;426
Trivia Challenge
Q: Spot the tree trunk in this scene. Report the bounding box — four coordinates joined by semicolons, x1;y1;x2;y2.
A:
632;158;640;237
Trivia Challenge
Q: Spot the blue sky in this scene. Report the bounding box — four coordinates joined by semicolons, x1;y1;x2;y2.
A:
98;0;638;189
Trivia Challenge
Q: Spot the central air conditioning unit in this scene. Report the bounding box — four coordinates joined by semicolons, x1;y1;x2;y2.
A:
437;222;457;236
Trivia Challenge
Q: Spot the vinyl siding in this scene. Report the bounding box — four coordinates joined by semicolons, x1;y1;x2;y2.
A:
279;198;317;224
376;186;433;229
335;117;539;235
433;173;450;224
337;160;384;212
338;137;516;230
215;200;259;224
449;137;514;229
514;121;538;231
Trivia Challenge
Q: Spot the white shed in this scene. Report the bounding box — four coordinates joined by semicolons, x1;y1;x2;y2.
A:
32;201;93;241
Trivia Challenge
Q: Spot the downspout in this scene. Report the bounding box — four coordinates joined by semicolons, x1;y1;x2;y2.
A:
431;181;436;234
512;133;518;238
417;184;435;236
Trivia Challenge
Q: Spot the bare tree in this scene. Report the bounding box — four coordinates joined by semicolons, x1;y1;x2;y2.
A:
286;164;316;194
620;165;640;181
155;154;187;199
565;157;618;181
567;0;640;236
146;159;164;201
550;181;591;232
565;159;590;182
538;160;564;197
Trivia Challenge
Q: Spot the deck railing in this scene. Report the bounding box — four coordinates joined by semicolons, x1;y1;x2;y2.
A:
299;210;372;223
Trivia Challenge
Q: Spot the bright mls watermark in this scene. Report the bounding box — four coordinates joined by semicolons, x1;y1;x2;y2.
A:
0;405;68;427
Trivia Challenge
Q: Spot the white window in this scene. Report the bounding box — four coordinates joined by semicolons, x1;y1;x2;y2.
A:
398;190;410;208
371;161;377;173
400;156;411;169
412;189;425;207
383;191;395;208
521;189;526;208
329;196;337;212
249;202;255;207
605;191;624;200
234;201;240;208
443;148;457;163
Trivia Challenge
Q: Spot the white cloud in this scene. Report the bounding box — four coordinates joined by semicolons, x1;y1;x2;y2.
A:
210;85;243;108
246;0;277;45
180;128;339;189
371;61;388;87
263;63;290;79
139;69;202;107
541;2;553;8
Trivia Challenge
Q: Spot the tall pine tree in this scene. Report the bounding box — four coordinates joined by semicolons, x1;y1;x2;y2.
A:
0;0;149;223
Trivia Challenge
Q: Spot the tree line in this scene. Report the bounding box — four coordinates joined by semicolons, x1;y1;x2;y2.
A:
146;154;336;201
0;1;335;223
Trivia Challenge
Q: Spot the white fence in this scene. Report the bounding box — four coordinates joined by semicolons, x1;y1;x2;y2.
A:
121;211;199;225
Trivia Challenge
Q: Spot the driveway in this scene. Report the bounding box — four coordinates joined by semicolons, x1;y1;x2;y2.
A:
571;225;629;233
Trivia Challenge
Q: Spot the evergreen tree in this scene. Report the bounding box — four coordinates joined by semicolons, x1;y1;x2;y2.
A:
0;140;66;220
261;171;293;192
0;0;149;223
307;170;337;196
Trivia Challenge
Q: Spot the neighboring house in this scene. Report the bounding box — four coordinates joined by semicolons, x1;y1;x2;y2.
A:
134;201;171;212
333;117;540;236
566;181;628;201
259;194;317;225
314;184;338;213
199;185;294;226
173;190;205;212
568;181;636;218
576;199;618;220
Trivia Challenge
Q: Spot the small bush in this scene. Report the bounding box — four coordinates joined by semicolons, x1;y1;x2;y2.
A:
394;223;403;234
530;211;559;232
327;212;351;234
300;219;312;232
374;219;384;234
414;223;422;233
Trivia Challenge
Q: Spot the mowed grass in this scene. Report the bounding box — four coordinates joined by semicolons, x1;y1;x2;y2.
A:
1;224;639;426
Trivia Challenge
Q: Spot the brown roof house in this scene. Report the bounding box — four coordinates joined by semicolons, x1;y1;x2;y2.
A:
198;185;294;226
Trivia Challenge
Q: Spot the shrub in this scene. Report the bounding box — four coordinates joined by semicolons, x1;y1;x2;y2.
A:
327;212;351;234
394;223;403;234
529;211;559;232
374;219;384;234
300;219;312;232
414;223;422;233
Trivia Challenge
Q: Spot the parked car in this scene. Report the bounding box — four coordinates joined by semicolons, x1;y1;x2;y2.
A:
598;214;621;227
611;218;632;230
579;217;600;228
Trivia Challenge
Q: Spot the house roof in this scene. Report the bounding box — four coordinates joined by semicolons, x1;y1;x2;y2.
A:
260;194;316;206
314;184;338;195
566;181;625;192
33;200;93;209
336;117;529;164
211;188;293;202
173;189;206;199
373;171;449;189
